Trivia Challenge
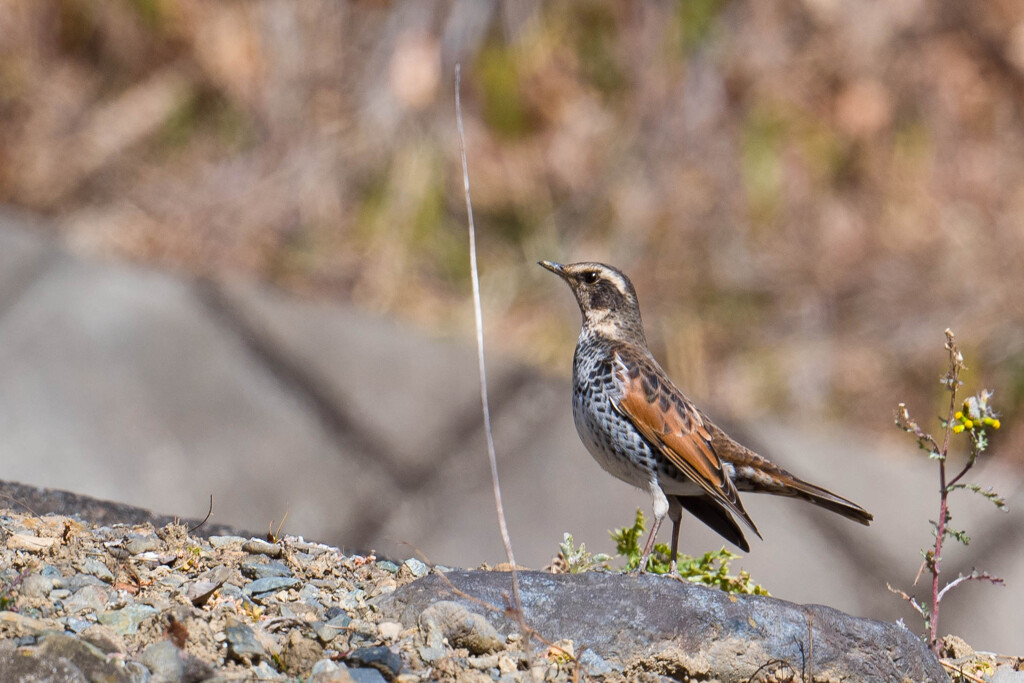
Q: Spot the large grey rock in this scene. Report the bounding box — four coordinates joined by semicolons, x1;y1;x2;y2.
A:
379;570;948;682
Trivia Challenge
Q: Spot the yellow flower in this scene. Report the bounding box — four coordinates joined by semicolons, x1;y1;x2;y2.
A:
953;424;965;434
955;411;964;420
992;419;1001;430
962;419;973;429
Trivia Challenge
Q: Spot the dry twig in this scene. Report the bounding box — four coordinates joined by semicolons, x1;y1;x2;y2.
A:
454;62;526;635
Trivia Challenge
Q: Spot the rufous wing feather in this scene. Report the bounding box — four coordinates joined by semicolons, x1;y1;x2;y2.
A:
612;352;761;538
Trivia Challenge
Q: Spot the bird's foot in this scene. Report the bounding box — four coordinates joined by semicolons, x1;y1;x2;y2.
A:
628;551;654;576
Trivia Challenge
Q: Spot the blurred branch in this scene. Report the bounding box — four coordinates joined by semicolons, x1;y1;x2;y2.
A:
25;64;196;206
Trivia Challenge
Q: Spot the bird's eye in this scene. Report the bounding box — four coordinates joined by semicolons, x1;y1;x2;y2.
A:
582;271;599;285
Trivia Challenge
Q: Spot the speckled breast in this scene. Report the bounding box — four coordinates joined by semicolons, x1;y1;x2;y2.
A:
571;340;659;488
571;338;711;498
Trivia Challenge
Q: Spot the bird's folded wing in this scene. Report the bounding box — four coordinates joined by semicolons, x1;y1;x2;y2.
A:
612;353;759;535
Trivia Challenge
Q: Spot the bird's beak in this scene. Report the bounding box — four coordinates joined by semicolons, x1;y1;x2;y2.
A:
538;260;566;277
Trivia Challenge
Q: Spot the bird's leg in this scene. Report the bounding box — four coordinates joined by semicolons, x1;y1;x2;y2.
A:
637;515;663;573
635;483;669;573
668;497;683;575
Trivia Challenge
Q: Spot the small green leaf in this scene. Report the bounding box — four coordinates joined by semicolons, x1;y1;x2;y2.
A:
945;526;970;545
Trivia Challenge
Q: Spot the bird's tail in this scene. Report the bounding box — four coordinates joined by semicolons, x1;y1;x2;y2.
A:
777;475;874;525
701;416;873;525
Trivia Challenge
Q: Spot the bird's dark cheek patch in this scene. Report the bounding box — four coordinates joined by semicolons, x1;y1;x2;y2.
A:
588;283;622;311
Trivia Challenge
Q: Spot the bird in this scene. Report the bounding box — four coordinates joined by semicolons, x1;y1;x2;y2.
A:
539;260;873;573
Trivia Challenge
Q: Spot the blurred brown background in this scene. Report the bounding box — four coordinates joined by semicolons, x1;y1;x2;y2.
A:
2;0;1023;653
4;0;1024;451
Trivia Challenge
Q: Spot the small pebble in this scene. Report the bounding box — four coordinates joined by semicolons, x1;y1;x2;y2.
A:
142;595;172;612
0;610;58;635
468;653;499;670
125;533;161;555
242;538;283;557
403;559;429;578
418;601;504;655
40;564;63;579
369;578;398;598
63;616;92;634
97;604;158;635
339;589;366;609
79;558;114;583
314;622;342;644
309;659;356;683
7;533;57;552
377;621;403;641
208;535;247;548
65;573;107;591
158;573;187;591
64;584;112;614
345;646;403;682
19;573;57;598
299;583;322;603
454;672;490;683
282;630;325;675
417;645;445;663
244;576;301;597
225;620;267;661
241;559;293;579
497;655;517;674
252;661;286;680
218;583;243;599
81;624;125;654
349;669;389;683
141;640;185;681
328;613;353;628
349;619;378;640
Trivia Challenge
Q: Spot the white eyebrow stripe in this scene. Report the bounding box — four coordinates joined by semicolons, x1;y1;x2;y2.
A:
605;270;630;297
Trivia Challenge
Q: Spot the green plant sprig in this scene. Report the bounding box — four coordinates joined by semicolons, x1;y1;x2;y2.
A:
610;508;768;595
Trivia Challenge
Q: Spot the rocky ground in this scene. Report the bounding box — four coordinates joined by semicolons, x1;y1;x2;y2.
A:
0;508;592;682
1;506;1021;682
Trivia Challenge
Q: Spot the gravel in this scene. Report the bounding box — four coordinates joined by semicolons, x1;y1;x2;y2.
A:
5;508;1013;681
0;509;552;682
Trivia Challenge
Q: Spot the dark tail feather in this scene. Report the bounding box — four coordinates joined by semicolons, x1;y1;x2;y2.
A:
701;416;872;527
781;477;874;525
676;495;754;552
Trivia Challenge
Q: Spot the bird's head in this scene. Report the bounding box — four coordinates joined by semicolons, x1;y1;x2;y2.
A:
539;260;646;343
